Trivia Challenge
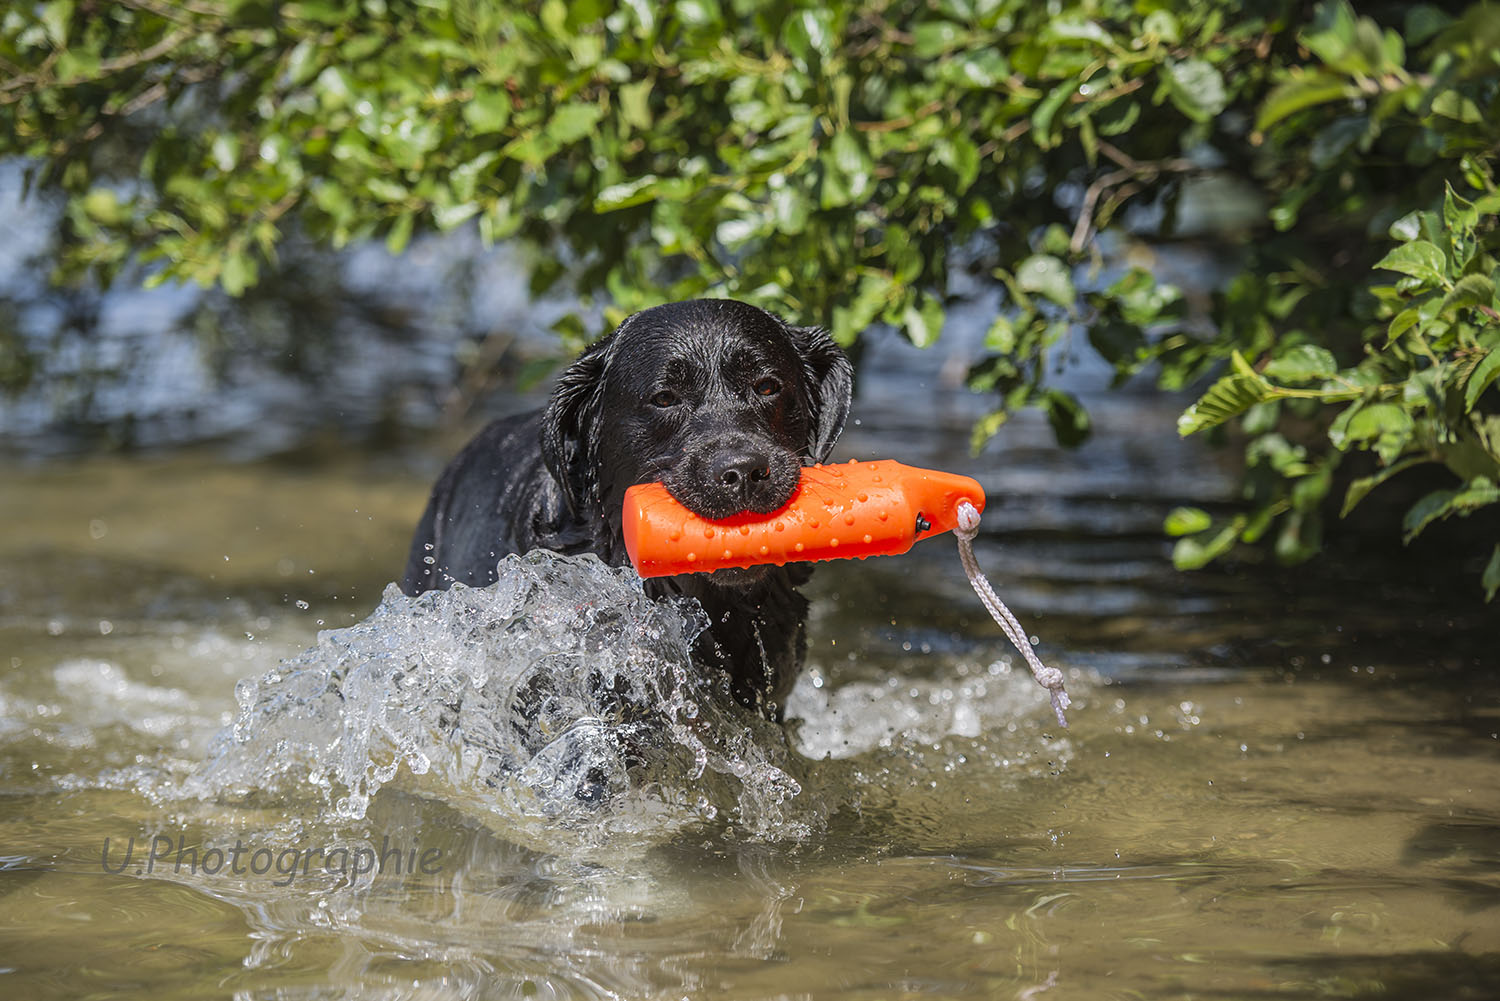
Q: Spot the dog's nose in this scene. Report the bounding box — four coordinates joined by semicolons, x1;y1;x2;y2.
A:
713;450;772;491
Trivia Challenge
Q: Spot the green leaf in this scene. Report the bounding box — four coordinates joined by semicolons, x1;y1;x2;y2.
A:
81;188;129;225
1373;241;1447;286
902;292;945;348
1341;457;1426;517
1388;211;1423;242
1341;402;1413;446
1015;254;1074;308
1256;73;1356;131
1403;479;1500;544
1440;274;1494;317
1172;517;1243;570
1164;506;1212;536
1263;344;1337;383
940;49;1009;90
1443;183;1479;233
1142;9;1181;44
1164;59;1228;123
1483;545;1500;602
969;408;1010;453
1466;350;1500;413
1041;388;1091;447
594;174;663;212
1431;90;1483;123
40;0;74;47
912;21;963;59
1275;508;1322;564
618;78;653;131
1178;369;1279;436
220;249;257;297
933;134;980;190
463;90;512;134
831;273;892;344
1030;83;1073;149
770;183;811;235
1386;307;1422;343
546;102;604;145
784;8;835;63
828;131;874;201
385;211;414;255
966;408;1014;453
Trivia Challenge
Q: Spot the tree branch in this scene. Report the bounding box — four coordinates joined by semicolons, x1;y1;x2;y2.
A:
0;28;194;99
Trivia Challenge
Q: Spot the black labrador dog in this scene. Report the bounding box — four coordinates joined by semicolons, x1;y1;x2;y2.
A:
400;299;854;719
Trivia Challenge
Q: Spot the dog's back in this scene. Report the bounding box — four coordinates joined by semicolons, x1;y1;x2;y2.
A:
400;411;588;595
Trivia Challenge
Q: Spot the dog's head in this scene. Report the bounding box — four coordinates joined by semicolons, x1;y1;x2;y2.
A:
540;299;854;574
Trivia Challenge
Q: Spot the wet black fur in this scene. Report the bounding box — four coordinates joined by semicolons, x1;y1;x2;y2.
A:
400;299;854;718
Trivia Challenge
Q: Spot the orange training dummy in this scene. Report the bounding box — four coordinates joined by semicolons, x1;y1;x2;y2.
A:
623;459;985;578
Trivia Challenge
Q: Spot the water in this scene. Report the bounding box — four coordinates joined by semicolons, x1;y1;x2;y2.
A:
188;551;819;846
2;347;1498;998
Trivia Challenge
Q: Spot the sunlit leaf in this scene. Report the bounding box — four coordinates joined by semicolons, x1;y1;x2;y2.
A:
1264;344;1338;383
1164;507;1212;536
1015;254;1074;308
1373;241;1446;285
1178;369;1279;436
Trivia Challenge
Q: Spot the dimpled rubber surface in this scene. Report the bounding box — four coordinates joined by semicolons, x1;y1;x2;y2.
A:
622;459;986;578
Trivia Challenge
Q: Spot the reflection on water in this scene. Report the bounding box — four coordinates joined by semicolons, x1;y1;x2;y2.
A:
2;352;1498;999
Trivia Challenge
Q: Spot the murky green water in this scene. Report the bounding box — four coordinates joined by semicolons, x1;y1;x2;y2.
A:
2;391;1497;1000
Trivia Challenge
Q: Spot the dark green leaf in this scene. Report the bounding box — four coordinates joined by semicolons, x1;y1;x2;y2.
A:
1403;479;1500;544
1440;274;1494;317
1341;457;1427;517
1041;388;1091;447
1466;350;1500;413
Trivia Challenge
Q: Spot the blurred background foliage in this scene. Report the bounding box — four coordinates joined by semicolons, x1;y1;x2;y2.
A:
1;0;1497;596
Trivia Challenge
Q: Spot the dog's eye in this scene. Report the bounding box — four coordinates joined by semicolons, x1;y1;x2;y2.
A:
754;377;782;397
650;390;679;408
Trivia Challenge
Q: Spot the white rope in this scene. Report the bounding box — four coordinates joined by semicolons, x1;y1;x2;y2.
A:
954;500;1071;727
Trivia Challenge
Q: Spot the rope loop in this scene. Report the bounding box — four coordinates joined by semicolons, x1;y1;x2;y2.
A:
954;500;1070;727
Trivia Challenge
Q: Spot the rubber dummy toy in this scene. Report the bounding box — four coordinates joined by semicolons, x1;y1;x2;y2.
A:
623;459;985;578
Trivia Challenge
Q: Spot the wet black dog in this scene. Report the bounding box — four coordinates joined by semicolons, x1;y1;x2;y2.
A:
400;299;854;719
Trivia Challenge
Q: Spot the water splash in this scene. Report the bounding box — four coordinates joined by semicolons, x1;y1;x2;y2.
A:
185;551;819;846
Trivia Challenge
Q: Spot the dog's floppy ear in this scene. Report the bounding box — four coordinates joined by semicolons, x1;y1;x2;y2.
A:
789;325;854;463
541;337;612;516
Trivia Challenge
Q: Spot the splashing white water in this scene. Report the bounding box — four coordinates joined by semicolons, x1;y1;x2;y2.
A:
186;551;820;846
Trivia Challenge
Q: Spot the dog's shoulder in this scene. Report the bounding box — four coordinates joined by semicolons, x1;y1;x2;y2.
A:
401;410;588;594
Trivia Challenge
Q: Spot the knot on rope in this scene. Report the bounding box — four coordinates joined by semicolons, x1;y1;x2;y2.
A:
954;500;1071;727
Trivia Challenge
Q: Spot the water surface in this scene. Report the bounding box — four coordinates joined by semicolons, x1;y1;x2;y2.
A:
1;375;1496;1000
